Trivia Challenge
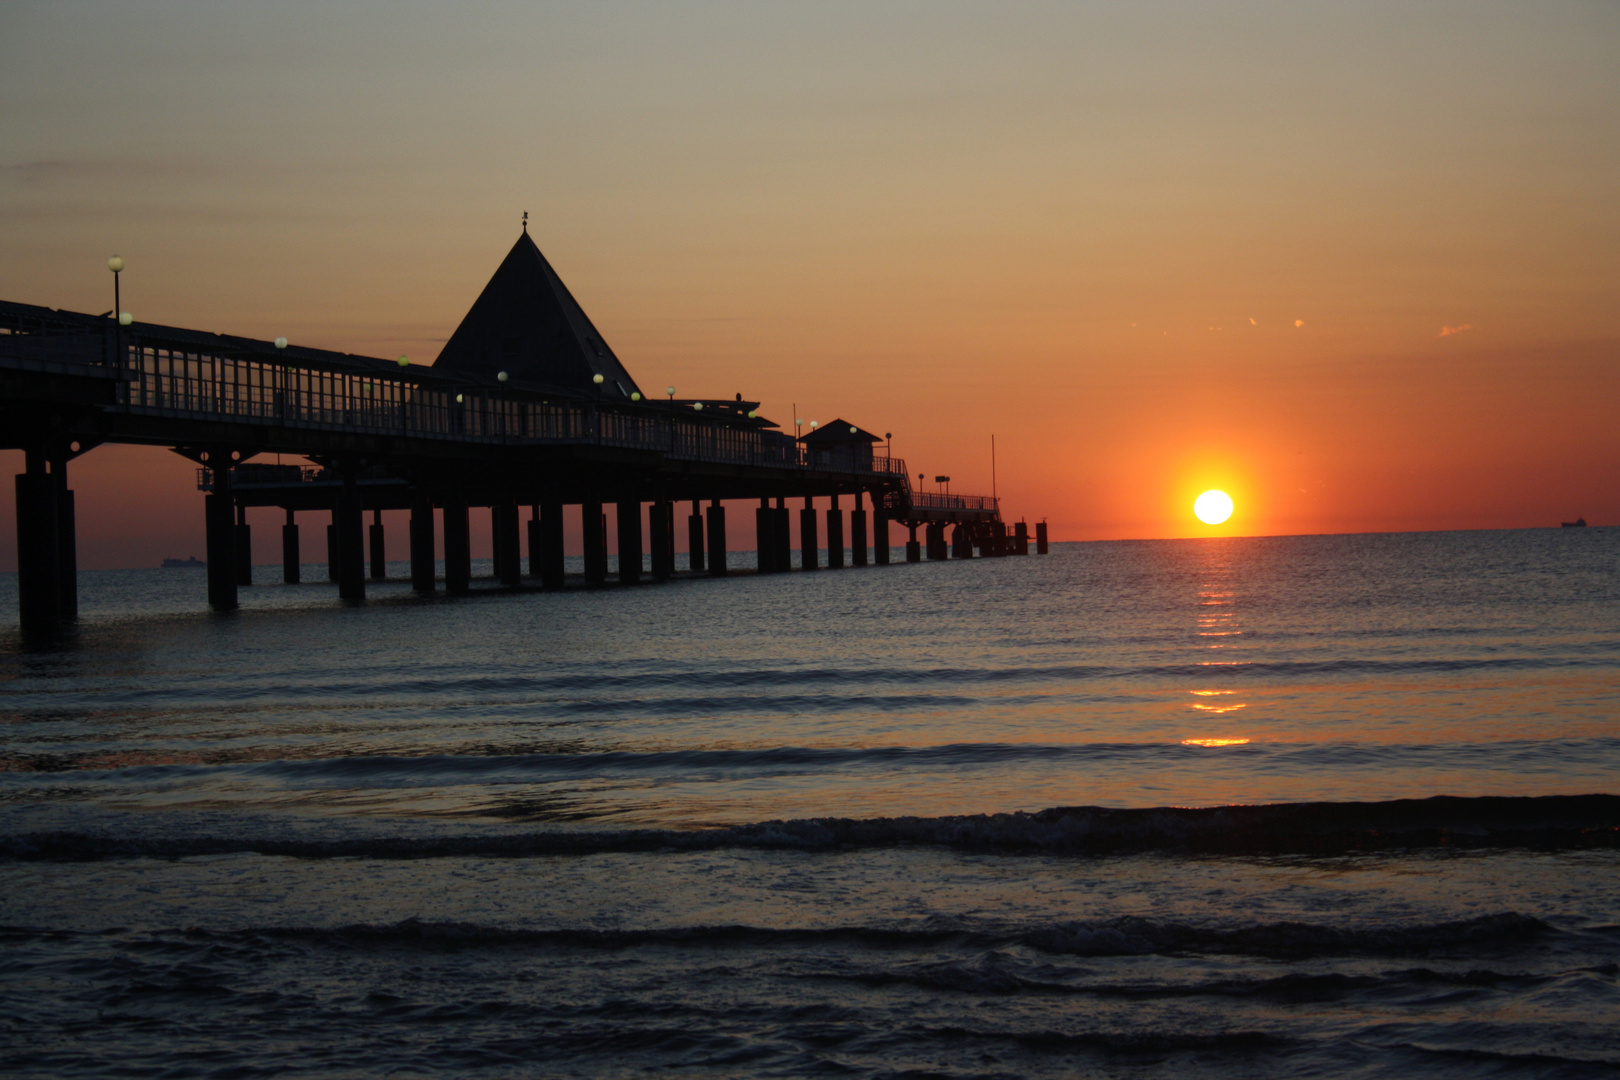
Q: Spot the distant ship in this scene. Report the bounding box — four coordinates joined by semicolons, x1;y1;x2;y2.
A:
1561;518;1587;528
161;555;205;568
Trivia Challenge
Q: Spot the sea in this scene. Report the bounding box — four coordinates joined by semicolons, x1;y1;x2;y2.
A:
1;528;1616;1078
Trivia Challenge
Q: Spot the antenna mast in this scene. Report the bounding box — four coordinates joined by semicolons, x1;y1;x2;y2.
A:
991;434;998;507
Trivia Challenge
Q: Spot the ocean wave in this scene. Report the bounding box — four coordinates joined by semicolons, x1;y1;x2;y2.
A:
4;911;1557;963
1;794;1614;861
6;737;1616;781
8;653;1609;706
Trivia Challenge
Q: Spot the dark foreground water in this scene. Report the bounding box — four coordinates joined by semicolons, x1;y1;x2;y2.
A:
1;529;1617;1077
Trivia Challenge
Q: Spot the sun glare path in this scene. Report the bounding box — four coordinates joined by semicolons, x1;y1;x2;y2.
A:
1181;738;1252;747
1194;490;1234;524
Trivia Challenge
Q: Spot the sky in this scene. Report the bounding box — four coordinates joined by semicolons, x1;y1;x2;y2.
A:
2;1;1617;569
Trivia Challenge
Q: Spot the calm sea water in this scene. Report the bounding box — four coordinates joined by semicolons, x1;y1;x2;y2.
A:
2;529;1617;1077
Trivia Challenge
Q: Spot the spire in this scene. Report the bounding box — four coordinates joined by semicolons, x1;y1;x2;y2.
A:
433;232;643;398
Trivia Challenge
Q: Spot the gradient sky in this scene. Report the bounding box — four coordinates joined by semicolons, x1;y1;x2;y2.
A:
2;1;1617;569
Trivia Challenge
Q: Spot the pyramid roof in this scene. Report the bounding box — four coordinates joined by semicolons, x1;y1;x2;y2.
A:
433;232;643;398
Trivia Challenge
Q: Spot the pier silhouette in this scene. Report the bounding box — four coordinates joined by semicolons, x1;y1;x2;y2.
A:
3;232;1043;637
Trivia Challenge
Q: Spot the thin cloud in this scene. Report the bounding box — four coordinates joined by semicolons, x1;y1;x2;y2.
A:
1438;324;1473;337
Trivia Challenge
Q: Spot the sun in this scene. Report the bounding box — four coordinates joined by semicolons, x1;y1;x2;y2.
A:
1194;490;1234;525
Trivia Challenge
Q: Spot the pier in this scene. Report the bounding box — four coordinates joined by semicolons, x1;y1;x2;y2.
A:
2;232;1043;638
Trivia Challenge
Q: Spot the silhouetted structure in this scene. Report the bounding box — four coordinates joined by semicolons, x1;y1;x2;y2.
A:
2;232;1037;639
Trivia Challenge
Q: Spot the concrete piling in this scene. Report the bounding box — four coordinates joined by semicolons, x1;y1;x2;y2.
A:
826;494;845;569
369;509;386;579
282;509;301;585
617;499;643;584
409;496;435;593
800;497;818;570
706;499;727;576
687;500;705;573
443;497;471;595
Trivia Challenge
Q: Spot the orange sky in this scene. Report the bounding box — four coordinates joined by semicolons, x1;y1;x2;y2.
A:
2;2;1617;569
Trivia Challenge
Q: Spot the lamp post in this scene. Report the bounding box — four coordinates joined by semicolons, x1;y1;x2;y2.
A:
666;386;675;401
108;256;124;320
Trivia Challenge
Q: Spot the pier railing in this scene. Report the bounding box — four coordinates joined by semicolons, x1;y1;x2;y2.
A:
0;309;909;480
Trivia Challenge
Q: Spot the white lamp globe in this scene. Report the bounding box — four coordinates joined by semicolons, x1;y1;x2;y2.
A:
630;391;642;401
593;374;605;385
118;313;132;326
747;410;756;419
498;371;509;382
107;256;124;273
455;393;464;403
849;425;856;433
274;337;288;350
693;402;703;411
397;355;409;367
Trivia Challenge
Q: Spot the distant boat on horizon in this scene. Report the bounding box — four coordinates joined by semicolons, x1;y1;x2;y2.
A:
161;556;205;568
1561;517;1587;528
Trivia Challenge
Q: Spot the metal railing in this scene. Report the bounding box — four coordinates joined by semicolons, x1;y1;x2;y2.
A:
0;317;910;479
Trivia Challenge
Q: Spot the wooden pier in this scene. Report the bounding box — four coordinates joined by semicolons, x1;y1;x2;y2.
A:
2;232;1042;638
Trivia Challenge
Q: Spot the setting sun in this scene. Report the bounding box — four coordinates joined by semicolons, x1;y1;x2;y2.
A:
1194;490;1234;525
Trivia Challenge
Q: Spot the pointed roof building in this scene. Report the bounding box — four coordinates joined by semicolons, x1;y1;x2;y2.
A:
434;231;643;399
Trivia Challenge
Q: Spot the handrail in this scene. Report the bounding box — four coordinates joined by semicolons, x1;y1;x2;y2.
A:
0;323;908;479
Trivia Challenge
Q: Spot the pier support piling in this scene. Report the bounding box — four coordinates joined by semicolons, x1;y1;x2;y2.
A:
826;495;845;569
800;498;819;570
282;509;300;584
234;504;252;586
774;501;791;572
925;522;947;560
873;510;889;565
617;499;643;584
583;498;608;586
443;496;470;595
493;500;522;586
851;495;868;567
205;459;239;611
952;523;974;559
687;500;705;573
326;521;338;581
51;453;77;621
706;499;727;576
1014;521;1029;556
539;496;565;589
14;449;62;637
527;506;542;578
755;499;777;573
335;470;365;601
650;496;672;580
370;509;387;580
1036;521;1049;554
409;496;435;593
905;523;920;563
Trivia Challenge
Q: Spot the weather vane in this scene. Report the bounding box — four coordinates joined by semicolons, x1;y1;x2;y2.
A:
522;210;528;233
